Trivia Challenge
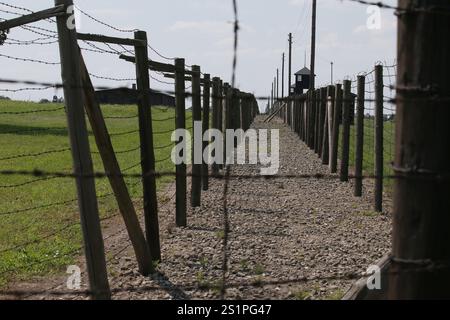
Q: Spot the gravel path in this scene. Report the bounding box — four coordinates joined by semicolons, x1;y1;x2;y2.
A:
6;116;392;300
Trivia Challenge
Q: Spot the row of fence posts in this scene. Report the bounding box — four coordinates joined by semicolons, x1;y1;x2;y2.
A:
173;57;259;228
275;65;385;213
26;0;261;299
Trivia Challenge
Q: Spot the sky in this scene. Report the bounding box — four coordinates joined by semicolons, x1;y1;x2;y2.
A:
0;0;398;111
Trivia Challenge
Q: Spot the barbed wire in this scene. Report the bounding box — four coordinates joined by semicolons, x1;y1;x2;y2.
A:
0;106;65;115
147;44;175;61
74;5;138;33
0;53;60;65
0;147;70;162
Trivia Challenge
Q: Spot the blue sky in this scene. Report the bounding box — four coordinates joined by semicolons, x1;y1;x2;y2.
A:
0;0;397;111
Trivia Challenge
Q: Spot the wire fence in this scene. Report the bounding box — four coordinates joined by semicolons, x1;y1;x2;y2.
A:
1;0;448;301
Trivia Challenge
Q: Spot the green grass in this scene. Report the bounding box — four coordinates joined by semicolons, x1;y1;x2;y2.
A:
339;118;396;190
0;100;191;287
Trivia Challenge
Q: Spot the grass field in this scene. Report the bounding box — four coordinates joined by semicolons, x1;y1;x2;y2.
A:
0;99;191;287
339;118;396;189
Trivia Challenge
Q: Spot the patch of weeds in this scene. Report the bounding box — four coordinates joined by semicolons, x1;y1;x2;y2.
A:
199;256;209;268
294;290;311;300
253;263;265;276
215;230;225;240
326;289;345;300
239;259;249;272
152;260;161;270
196;271;210;290
361;210;379;217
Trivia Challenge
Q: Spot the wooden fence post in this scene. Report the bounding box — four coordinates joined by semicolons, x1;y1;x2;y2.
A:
191;65;202;207
330;84;342;173
175;58;187;226
234;89;241;131
300;98;305;140
390;1;450;298
374;65;384;212
222;82;229;168
202;74;211;191
309;91;316;149
134;30;160;263
340;80;352;182
326;86;335;169
321;87;329;164
314;89;321;154
354;75;365;197
318;87;327;158
79;52;153;276
55;0;110;300
211;77;220;175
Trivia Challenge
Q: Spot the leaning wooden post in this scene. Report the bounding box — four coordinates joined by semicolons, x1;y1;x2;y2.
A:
374;65;384;212
79;52;153;276
390;0;450;298
340;80;352;182
134;30;160;262
330;84;342;173
211;77;220;175
354;75;365;197
191;65;202;207
175;58;187;226
202;74;211;191
55;0;110;299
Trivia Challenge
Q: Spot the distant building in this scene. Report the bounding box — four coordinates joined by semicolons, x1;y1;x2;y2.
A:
290;67;314;95
95;87;175;107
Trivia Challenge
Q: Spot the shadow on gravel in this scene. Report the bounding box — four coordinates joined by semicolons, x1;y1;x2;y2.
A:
152;272;190;300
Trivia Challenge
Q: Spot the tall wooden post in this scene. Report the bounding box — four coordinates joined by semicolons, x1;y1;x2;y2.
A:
354;75;365;197
288;33;292;95
191;65;202;207
374;65;384;212
276;69;279;100
330;84;342;173
175;58;187;226
55;0;110;299
340;80;352;182
282;53;285;100
202;74;211;191
390;0;450;299
134;31;160;262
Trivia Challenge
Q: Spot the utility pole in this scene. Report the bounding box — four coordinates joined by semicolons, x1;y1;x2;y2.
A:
388;0;450;300
288;33;292;96
282;53;285;100
331;62;334;84
276;69;279;100
310;0;317;90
